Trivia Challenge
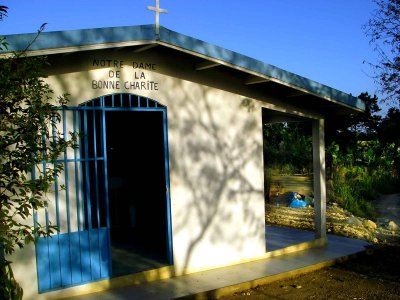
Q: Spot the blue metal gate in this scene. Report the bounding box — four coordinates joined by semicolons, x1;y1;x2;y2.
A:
35;94;172;293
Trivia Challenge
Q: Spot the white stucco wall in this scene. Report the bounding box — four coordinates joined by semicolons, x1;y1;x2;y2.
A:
164;82;266;273
10;48;284;299
47;50;268;271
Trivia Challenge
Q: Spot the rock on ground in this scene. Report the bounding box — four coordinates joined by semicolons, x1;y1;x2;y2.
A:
388;220;399;231
265;201;400;246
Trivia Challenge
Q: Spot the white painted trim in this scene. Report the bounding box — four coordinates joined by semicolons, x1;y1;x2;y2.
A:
0;41;158;58
312;119;327;239
156;41;363;112
260;102;323;120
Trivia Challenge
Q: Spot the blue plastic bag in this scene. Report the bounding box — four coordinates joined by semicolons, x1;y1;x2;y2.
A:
289;199;307;208
288;191;307;208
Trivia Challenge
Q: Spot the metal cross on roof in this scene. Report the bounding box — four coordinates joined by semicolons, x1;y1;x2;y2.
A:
147;0;168;38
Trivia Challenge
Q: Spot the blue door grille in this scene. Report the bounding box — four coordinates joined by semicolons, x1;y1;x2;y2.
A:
35;94;173;293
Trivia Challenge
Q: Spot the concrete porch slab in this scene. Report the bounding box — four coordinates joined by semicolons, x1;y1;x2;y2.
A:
62;226;370;300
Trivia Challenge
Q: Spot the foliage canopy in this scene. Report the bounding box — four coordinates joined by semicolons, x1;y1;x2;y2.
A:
364;0;400;105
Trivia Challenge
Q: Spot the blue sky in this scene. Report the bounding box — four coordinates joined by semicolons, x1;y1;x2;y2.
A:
1;0;383;110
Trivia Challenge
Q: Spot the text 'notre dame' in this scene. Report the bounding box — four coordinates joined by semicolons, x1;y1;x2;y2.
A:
91;59;159;91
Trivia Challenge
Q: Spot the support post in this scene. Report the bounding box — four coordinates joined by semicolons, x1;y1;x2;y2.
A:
312;118;327;241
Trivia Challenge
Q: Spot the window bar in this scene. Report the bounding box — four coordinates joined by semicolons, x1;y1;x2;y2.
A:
91;109;102;277
101;110;110;229
51;113;63;287
146;97;149;108
72;110;83;280
63;110;71;234
77;111;86;230
129;94;132;107
100;108;111;276
73;110;84;282
92;110;101;228
138;96;141;108
83;110;92;230
83;110;94;279
61;109;73;285
51;113;61;232
40;132;50;232
111;94;115;108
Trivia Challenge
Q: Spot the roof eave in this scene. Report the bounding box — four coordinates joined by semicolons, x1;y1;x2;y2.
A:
157;26;365;112
1;24;157;56
0;24;365;112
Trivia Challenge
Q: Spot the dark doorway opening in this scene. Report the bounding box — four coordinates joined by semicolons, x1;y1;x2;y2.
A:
106;110;170;276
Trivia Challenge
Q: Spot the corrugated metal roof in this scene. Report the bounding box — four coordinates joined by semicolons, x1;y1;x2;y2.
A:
1;24;365;112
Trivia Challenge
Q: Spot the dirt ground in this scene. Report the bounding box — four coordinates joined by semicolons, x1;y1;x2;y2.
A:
221;193;400;300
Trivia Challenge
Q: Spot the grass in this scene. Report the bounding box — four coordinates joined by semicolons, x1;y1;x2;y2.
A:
328;165;400;220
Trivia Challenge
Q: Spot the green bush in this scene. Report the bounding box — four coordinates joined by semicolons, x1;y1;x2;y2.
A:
327;142;399;220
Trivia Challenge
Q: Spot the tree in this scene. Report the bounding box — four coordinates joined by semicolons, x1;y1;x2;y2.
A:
325;92;382;153
378;107;400;174
263;122;312;175
364;0;400;105
0;6;75;299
